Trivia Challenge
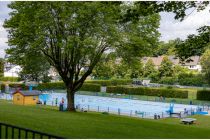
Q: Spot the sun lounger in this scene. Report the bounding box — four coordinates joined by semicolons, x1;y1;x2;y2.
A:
181;118;196;125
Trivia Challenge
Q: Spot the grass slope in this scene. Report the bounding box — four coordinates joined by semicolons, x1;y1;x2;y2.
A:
0;100;210;138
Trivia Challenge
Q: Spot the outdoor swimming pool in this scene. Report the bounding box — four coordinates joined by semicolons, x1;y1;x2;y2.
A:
0;92;198;119
41;92;197;118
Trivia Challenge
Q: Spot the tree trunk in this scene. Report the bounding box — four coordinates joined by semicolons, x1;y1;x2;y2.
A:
66;88;76;111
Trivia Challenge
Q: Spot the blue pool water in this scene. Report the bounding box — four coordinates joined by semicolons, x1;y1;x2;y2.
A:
41;93;197;118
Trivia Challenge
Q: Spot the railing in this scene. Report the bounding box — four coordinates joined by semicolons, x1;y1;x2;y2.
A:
0;122;64;139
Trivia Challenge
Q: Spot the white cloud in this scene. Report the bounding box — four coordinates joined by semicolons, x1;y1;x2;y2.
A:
159;5;210;42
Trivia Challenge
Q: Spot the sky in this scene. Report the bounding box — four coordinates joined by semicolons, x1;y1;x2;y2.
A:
0;1;210;58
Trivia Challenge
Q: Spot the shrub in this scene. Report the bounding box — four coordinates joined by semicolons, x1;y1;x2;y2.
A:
9;83;28;90
197;90;210;101
85;79;132;86
159;77;178;85
1;83;28;93
0;77;20;82
36;82;65;90
36;82;100;92
106;86;188;99
1;84;5;93
178;73;206;86
79;83;100;92
1;82;101;93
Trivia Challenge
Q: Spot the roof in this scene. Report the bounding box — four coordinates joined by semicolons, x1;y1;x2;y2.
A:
13;90;41;96
142;55;200;66
182;56;200;66
142;56;163;66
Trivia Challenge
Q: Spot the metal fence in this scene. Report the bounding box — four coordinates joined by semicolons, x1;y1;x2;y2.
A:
75;103;199;119
0;122;64;139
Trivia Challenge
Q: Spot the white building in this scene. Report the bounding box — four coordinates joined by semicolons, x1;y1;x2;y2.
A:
4;64;22;77
142;55;202;72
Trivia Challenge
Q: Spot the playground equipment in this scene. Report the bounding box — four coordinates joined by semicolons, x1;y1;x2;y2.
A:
194;105;208;115
135;111;145;117
25;82;38;91
38;94;50;104
166;102;174;114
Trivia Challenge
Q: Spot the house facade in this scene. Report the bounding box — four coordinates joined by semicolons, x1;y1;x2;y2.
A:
4;62;22;77
142;55;202;71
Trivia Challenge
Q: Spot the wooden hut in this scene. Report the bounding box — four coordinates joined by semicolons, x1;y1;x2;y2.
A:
13;90;41;105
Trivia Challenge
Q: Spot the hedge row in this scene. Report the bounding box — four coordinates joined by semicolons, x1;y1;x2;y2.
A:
36;82;65;90
197;90;210;101
0;77;20;82
1;82;100;93
106;86;188;99
85;79;132;86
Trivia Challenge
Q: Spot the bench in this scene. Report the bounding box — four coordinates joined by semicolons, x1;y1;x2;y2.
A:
181;118;197;125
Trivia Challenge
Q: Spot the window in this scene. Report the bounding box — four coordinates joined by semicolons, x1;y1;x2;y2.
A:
33;96;36;100
17;95;20;100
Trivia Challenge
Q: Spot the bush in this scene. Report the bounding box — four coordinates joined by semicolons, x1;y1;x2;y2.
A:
178;77;205;86
106;86;188;99
178;73;206;86
9;83;28;90
197;90;210;101
1;83;28;93
159;77;178;85
85;79;132;86
0;77;20;82
80;83;100;92
36;82;65;90
1;82;101;93
35;82;100;92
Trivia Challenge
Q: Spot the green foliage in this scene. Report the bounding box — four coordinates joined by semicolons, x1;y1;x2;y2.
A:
85;79;132;86
175;26;210;62
92;53;115;79
153;39;179;56
159;77;178;85
1;82;100;92
106;86;188;98
1;83;28;93
0;77;20;82
7;49;51;82
178;73;206;86
172;65;189;77
0;58;4;75
4;2;160;110
36;82;65;90
197;90;210;101
200;49;210;84
126;2;210;22
159;56;173;77
148;70;160;83
143;58;156;77
36;82;100;92
79;84;101;92
9;83;28;90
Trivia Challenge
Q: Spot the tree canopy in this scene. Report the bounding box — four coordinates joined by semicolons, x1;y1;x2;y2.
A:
4;1;160;111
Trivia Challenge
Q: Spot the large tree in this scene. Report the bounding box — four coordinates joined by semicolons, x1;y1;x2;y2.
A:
6;47;51;82
200;49;210;84
159;56;173;77
0;58;4;77
175;26;210;62
143;58;156;77
4;2;160;111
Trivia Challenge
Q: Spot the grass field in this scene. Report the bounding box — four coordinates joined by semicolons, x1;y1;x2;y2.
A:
0;100;210;138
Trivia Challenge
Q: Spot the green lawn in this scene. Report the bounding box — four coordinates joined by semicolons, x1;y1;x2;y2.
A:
0;100;210;138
